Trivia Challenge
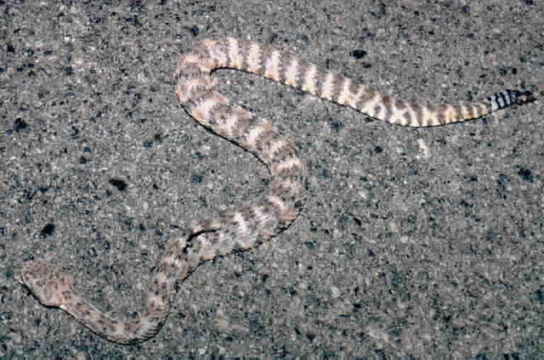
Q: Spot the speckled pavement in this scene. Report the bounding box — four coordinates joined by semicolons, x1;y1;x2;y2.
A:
1;1;543;358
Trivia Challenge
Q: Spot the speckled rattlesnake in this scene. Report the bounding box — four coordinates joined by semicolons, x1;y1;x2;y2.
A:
19;37;535;344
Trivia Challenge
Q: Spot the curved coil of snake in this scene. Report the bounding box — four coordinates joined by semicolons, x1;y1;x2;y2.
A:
20;37;535;344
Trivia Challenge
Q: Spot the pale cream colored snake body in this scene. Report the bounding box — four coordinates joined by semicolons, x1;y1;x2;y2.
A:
20;37;536;344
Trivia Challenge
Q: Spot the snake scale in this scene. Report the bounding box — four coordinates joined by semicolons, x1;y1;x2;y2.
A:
20;37;535;344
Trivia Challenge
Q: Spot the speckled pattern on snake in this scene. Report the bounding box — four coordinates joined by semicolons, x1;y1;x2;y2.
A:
19;37;536;344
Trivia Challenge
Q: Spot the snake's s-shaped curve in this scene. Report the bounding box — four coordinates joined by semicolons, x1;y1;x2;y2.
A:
20;37;535;344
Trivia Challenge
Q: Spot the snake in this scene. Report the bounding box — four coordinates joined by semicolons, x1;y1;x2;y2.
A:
19;37;536;344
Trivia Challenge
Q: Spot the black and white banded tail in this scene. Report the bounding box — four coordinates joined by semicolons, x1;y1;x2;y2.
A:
487;90;536;111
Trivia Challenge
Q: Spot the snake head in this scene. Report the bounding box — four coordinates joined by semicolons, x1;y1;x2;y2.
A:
20;259;75;308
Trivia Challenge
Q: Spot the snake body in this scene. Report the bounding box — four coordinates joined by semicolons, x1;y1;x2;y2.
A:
20;37;535;344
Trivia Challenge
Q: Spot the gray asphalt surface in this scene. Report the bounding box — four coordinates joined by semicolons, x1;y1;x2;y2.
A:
1;1;543;358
